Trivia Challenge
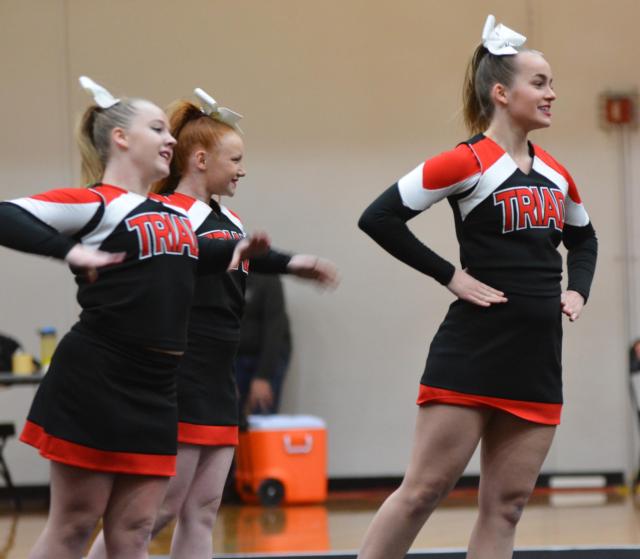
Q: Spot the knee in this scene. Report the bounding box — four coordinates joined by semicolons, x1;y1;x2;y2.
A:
180;491;223;527
398;478;450;518
484;490;531;528
501;493;529;526
58;516;99;549
154;499;181;533
104;514;157;553
52;502;101;550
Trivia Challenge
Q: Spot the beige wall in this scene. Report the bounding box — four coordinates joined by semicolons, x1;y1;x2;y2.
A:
0;0;638;482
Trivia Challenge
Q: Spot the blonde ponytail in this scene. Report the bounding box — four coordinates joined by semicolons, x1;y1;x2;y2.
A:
462;44;521;135
75;99;141;185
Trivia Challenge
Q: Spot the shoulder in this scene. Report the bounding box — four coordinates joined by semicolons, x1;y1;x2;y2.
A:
532;145;581;201
151;191;199;212
460;134;510;173
533;144;573;182
533;145;572;181
395;142;482;211
29;186;104;205
148;191;206;221
219;204;246;233
411;142;480;191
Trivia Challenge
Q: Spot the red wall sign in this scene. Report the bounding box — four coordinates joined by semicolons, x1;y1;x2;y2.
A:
604;96;635;125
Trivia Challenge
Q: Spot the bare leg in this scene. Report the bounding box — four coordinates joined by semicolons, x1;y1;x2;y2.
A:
357;404;491;559
466;412;556;559
153;444;202;537
28;462;113;559
100;474;169;559
170;446;235;559
87;444;200;559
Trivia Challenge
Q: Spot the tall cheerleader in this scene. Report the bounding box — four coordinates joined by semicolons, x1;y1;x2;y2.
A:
357;15;597;559
0;78;267;559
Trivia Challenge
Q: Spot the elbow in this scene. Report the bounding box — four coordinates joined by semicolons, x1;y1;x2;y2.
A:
357;213;369;233
358;207;376;236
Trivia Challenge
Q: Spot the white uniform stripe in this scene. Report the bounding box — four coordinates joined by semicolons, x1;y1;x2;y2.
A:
532;157;569;196
9;198;101;236
220;204;245;234
565;199;590;227
160;202;189;218
82;192;145;249
457;153;517;220
397;163;479;211
186;200;214;232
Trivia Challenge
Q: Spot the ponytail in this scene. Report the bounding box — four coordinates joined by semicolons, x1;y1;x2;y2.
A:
75;99;141;185
77;106;104;185
462;44;520;135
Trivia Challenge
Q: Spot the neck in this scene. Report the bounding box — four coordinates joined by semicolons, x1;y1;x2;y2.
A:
175;174;210;204
484;115;530;158
102;161;152;196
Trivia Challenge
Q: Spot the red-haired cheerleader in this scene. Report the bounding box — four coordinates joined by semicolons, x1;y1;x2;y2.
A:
87;89;337;559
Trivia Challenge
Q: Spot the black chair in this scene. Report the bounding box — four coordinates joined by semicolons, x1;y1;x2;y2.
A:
0;423;20;509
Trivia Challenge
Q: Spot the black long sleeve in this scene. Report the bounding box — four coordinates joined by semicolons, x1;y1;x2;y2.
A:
358;184;456;285
196;237;239;274
0;202;76;259
250;249;292;274
562;222;598;302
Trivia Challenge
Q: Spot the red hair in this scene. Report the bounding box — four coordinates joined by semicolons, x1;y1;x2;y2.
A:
152;100;235;193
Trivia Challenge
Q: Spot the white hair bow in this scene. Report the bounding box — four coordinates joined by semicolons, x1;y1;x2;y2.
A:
78;76;120;109
482;15;526;56
194;88;243;132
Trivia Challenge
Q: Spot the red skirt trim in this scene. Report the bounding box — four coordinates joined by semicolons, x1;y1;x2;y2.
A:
416;385;561;425
177;422;239;446
20;420;176;476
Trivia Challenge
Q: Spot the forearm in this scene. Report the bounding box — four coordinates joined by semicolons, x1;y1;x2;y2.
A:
197;237;239;273
564;223;598;302
250;249;292;274
0;203;76;259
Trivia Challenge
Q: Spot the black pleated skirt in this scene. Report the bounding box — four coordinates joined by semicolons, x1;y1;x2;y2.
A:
418;294;563;424
21;323;180;475
176;333;240;446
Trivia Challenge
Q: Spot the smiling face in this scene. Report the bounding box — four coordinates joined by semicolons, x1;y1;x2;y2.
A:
203;130;245;197
119;100;176;183
501;51;556;132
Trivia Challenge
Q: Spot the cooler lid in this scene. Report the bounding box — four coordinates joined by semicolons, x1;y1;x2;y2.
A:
247;414;326;431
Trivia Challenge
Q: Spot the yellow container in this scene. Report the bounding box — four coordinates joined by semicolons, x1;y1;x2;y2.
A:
12;351;34;375
39;327;57;371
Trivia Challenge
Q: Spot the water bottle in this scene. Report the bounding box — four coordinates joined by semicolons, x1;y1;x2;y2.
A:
38;327;57;372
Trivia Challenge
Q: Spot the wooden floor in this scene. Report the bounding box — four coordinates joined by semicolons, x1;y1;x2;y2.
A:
2;490;640;558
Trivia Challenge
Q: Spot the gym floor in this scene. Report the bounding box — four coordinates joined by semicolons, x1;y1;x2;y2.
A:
2;488;640;558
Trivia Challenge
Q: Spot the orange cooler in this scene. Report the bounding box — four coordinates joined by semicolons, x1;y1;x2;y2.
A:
236;415;327;506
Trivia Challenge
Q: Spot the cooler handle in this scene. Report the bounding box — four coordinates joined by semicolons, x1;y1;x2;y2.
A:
283;433;313;454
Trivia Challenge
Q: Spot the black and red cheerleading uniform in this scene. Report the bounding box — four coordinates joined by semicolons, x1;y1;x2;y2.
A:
0;184;238;475
359;134;597;425
158;192;291;447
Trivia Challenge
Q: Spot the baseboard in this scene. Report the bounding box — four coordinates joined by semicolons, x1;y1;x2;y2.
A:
328;471;626;491
0;471;626;505
0;484;49;502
